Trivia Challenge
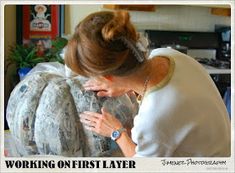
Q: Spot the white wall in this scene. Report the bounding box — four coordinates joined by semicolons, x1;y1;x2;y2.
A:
64;5;231;34
65;5;101;35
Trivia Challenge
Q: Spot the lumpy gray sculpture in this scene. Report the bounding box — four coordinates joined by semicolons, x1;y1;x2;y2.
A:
6;62;138;157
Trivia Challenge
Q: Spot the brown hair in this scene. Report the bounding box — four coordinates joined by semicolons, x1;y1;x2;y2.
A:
65;10;146;77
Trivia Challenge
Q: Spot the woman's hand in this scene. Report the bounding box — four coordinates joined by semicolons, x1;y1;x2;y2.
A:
80;107;137;157
79;108;123;137
83;77;129;97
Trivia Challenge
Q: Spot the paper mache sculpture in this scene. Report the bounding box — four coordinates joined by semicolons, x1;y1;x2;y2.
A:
6;62;138;157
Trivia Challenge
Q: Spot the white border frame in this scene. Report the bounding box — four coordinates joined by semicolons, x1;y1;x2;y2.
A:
1;0;234;172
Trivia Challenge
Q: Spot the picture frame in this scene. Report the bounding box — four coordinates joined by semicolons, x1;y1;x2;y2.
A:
16;5;65;48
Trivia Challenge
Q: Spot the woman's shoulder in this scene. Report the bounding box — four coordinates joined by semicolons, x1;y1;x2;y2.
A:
149;48;196;64
149;48;181;59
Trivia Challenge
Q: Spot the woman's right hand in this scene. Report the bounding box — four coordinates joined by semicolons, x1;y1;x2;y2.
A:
83;77;129;97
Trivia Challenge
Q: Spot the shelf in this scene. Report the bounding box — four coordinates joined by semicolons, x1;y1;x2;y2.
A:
202;64;231;74
211;8;231;16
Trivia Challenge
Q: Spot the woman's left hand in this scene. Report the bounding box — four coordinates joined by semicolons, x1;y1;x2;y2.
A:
79;108;123;137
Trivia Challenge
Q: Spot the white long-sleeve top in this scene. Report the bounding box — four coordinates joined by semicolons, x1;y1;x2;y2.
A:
131;48;231;157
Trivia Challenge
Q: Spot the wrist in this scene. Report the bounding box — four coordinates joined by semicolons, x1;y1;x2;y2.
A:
111;127;126;141
115;130;128;143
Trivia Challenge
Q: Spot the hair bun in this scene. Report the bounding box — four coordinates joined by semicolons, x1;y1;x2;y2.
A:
102;10;137;42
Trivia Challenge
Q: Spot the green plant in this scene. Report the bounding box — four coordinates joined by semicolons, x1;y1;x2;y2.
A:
45;37;68;64
8;37;68;70
9;44;45;69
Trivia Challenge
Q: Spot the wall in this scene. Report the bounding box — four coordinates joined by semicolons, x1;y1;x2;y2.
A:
130;5;231;31
5;5;231;48
4;5;16;58
64;5;231;35
64;5;101;35
4;5;17;129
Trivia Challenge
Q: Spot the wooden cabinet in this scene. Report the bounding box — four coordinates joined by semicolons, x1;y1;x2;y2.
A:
103;4;230;16
211;8;231;16
186;5;231;17
103;5;155;12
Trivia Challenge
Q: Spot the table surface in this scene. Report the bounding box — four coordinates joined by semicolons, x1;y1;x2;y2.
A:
4;130;123;157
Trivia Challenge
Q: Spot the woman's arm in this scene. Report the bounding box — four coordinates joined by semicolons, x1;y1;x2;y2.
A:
79;108;136;157
115;130;136;157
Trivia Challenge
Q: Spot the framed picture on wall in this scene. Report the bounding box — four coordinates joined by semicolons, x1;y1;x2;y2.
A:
16;4;65;49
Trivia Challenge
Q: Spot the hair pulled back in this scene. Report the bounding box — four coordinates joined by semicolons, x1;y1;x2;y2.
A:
65;10;146;77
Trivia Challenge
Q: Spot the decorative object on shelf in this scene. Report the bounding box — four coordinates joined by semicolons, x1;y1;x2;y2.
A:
6;62;138;157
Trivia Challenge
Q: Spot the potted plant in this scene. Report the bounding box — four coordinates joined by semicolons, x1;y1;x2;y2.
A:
44;37;68;64
8;37;68;80
8;44;45;80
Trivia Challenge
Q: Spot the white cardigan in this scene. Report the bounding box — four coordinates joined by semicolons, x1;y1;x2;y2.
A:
131;48;231;157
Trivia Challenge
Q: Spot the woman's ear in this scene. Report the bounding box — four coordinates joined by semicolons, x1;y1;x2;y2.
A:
103;75;114;81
